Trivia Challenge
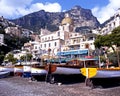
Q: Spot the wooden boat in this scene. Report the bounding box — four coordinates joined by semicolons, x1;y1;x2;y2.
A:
0;66;14;72
46;63;81;75
46;57;99;75
23;65;31;78
0;66;14;76
44;57;98;83
31;65;47;76
81;67;120;78
0;71;10;78
14;65;23;76
30;64;48;81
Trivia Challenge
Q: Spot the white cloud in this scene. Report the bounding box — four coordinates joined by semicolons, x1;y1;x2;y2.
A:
0;0;61;19
92;0;120;24
30;2;61;13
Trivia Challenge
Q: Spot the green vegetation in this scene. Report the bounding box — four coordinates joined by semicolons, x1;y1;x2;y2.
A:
0;30;31;64
4;53;17;64
94;26;120;66
20;53;32;62
95;26;120;49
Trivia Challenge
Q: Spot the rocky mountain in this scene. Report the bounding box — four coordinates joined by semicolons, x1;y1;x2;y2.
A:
11;5;100;32
0;16;31;63
0;16;16;29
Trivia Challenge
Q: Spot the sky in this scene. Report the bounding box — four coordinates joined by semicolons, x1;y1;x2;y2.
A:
0;0;120;24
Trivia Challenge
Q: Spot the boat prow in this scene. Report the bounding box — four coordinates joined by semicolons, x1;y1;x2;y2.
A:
80;68;97;78
80;67;120;78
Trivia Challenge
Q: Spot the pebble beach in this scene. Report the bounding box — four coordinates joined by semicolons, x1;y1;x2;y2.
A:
0;76;120;96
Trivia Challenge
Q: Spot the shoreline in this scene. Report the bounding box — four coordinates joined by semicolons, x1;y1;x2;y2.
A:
0;76;120;96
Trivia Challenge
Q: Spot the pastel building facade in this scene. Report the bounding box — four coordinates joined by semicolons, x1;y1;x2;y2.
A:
100;9;120;35
39;13;96;58
23;13;96;59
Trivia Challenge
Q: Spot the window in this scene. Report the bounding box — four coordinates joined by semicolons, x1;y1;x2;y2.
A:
54;42;57;46
51;36;53;40
45;37;47;41
44;44;46;48
58;32;60;36
48;37;50;40
35;46;37;49
42;38;44;41
41;44;42;48
49;43;51;47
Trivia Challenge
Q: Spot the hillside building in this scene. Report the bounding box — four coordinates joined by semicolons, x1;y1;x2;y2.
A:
100;9;120;35
37;13;96;58
23;13;96;60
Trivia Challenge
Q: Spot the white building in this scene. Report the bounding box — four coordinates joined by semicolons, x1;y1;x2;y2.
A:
39;13;96;58
23;40;41;59
100;9;120;35
5;26;22;37
22;13;96;59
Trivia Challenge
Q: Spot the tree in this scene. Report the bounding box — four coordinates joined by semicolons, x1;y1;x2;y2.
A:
94;35;103;49
111;26;120;66
94;34;113;49
20;53;32;62
111;26;120;46
4;53;17;64
94;26;120;66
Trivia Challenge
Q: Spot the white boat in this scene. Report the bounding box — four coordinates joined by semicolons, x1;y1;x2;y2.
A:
14;65;23;76
0;71;10;78
46;64;81;75
30;65;47;81
0;66;14;72
31;65;47;76
23;65;31;77
81;67;120;78
0;66;14;76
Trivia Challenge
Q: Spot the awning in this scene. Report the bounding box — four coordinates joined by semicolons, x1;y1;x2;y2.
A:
57;49;88;56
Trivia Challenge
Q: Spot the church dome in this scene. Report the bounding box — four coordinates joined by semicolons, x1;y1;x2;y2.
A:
61;17;72;25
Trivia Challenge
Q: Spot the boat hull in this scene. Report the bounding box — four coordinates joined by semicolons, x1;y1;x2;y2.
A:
94;68;120;78
0;66;14;72
46;64;81;75
31;67;47;76
53;66;81;75
23;66;31;78
31;66;47;81
0;71;10;78
0;66;14;76
81;67;120;78
14;65;23;76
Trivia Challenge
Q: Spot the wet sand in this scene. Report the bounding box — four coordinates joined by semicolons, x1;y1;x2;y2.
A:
0;76;120;96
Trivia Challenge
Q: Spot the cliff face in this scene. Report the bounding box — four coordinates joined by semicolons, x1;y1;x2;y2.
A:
0;16;16;28
68;6;100;28
11;5;100;32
